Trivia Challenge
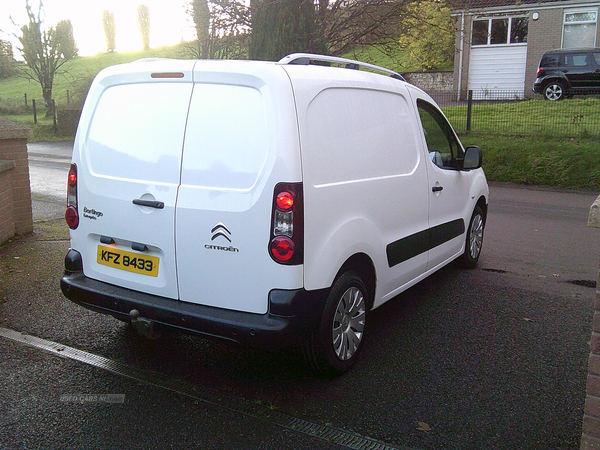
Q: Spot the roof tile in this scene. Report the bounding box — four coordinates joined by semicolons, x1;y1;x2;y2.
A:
451;0;569;9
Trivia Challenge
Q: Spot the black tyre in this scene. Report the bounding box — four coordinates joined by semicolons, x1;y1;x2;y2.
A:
302;271;368;375
455;205;485;269
543;81;566;101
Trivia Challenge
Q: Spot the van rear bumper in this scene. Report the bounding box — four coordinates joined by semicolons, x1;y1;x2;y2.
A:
60;253;327;350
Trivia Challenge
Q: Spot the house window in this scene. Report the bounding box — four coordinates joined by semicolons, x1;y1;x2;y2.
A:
490;18;509;44
472;16;528;46
510;17;528;43
472;20;489;45
563;8;598;49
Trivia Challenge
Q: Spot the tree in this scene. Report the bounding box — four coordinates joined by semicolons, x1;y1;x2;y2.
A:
398;0;455;71
138;4;150;50
319;0;413;57
185;0;250;60
15;0;78;116
103;10;116;52
191;0;210;58
182;0;415;63
249;0;325;61
249;0;413;61
0;40;17;79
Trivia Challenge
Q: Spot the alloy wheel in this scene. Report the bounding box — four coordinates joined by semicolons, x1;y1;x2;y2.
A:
332;286;366;361
469;213;484;260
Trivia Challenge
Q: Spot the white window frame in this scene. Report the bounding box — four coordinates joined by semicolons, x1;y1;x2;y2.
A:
471;15;528;47
562;7;598;49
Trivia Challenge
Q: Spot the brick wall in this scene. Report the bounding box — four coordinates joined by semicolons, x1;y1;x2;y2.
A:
582;197;600;449
0;120;33;245
57;109;81;138
525;8;564;97
453;13;473;97
402;71;454;93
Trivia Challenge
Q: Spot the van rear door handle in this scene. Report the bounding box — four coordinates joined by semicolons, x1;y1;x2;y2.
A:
133;199;164;209
432;186;444;192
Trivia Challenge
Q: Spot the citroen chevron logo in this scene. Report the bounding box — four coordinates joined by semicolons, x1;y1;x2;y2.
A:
211;222;232;242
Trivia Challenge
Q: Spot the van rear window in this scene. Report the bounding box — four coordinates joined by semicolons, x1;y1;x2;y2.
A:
180;84;268;190
87;83;193;184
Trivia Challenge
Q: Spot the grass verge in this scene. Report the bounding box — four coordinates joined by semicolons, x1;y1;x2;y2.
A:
460;133;600;191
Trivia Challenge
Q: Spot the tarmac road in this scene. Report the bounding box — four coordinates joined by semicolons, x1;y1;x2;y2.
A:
1;141;599;449
27;140;72;221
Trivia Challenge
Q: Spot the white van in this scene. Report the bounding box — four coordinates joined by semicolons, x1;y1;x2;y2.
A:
61;54;488;374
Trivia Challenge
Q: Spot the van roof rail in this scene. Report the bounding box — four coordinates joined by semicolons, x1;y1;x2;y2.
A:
278;53;405;81
132;58;170;63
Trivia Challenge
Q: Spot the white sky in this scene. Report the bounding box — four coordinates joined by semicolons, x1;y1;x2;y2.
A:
2;0;197;57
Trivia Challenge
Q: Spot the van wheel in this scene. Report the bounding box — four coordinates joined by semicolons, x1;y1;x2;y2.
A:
302;271;368;375
456;205;485;269
543;81;565;101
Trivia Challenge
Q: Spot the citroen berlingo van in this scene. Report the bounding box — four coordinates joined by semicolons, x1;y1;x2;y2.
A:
61;54;489;374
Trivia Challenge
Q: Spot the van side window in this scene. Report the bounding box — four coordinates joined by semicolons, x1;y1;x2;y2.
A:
417;99;463;169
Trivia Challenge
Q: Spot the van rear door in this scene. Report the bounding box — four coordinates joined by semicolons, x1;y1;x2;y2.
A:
175;63;302;314
72;62;194;299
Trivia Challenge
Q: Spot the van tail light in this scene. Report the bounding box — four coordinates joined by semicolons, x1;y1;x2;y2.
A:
269;182;303;265
65;163;79;229
536;67;543;78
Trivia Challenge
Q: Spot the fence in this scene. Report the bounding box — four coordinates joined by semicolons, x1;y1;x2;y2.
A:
433;90;600;138
0;96;61;134
2;89;600;139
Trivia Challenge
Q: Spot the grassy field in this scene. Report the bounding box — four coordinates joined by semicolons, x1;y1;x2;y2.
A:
443;97;600;137
1;46;599;191
441;97;600;191
0;45;186;110
460;133;600;191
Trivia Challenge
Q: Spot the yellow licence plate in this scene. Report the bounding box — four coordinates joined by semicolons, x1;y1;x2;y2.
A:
97;245;159;277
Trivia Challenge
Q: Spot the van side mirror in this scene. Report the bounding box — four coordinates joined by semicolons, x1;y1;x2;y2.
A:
463;146;482;170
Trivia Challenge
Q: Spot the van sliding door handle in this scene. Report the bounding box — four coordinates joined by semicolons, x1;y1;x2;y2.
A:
432;186;444;192
132;199;165;209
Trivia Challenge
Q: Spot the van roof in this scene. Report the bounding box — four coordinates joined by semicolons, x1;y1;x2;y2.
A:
128;53;406;83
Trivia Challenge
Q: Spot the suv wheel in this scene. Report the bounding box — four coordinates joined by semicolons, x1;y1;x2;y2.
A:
302;271;368;375
543;81;566;101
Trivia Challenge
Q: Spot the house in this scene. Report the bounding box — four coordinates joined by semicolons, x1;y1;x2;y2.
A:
451;0;600;98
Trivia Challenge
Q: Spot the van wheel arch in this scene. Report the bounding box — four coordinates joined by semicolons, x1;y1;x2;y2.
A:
302;269;370;375
301;254;375;375
476;196;488;222
455;198;487;269
335;253;376;310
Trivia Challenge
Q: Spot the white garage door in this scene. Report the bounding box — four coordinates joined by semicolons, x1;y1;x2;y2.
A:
468;45;528;99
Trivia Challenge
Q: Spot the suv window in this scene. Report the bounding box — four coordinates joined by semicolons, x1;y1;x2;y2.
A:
565;53;589;67
594;52;600;65
541;53;561;67
417;99;464;169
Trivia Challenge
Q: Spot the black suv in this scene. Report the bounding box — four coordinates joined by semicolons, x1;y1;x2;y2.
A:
533;48;600;100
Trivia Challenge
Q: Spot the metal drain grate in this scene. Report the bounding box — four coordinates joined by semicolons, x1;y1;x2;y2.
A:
0;327;417;450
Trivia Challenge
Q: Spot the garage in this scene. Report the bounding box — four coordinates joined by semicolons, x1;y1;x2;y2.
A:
468;45;528;99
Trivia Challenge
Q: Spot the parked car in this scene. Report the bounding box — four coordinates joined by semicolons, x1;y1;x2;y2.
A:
533;48;600;100
60;54;489;375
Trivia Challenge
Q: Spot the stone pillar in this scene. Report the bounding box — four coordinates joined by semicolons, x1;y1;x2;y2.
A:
581;195;600;449
0;119;33;244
